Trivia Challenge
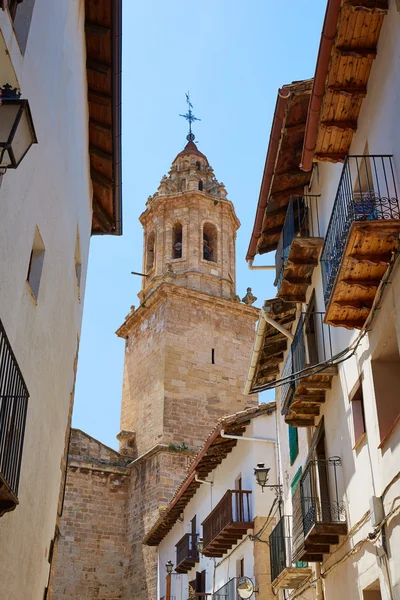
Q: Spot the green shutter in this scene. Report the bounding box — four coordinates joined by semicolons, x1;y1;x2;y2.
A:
289;425;299;465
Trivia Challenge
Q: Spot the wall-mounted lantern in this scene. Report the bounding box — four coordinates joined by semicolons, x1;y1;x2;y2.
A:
254;463;282;496
165;560;174;575
0;84;37;169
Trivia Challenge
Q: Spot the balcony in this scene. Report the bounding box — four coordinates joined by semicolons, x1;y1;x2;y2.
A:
321;155;400;329
0;319;29;516
269;516;312;589
292;458;347;563
202;490;252;558
175;533;199;574
275;196;323;303
281;312;337;427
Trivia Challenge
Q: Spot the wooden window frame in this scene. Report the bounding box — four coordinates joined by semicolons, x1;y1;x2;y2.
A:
349;374;366;449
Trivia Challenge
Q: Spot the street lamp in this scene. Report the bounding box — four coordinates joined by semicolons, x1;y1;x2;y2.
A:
0;84;37;169
165;560;173;575
197;537;203;554
254;463;283;496
253;463;270;492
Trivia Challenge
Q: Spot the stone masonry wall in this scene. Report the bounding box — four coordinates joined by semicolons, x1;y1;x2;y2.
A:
49;431;130;600
253;516;276;600
123;449;192;600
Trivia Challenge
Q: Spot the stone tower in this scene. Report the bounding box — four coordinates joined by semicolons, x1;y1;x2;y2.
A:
48;139;259;600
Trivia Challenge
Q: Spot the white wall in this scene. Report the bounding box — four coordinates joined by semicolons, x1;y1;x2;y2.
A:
276;4;400;599
0;1;92;599
158;414;277;599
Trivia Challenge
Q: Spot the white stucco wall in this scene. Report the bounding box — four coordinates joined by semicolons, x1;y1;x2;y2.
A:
158;414;278;599
0;2;92;599
276;4;400;599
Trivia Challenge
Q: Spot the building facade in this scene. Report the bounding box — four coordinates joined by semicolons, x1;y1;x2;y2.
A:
144;404;277;600
0;1;122;599
246;2;400;599
48;139;260;600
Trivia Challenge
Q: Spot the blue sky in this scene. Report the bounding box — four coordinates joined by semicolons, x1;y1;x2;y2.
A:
72;0;326;449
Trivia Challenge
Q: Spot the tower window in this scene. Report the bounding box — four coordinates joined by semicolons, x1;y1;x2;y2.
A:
203;223;217;262
211;349;215;364
180;179;186;192
172;222;183;259
198;180;204;191
146;232;155;272
196;161;201;171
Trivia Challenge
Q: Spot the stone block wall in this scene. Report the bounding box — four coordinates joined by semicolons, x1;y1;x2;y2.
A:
253;516;276;600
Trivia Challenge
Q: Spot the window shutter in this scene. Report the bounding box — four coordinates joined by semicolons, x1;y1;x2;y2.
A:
289;425;299;465
292;483;306;563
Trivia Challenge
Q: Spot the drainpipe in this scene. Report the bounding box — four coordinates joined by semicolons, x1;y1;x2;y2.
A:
247;259;275;271
220;430;275;444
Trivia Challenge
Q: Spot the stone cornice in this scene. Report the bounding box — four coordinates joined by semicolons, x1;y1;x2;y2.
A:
116;282;260;338
139;191;240;231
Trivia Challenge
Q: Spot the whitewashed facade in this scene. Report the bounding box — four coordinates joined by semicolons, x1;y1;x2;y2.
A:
0;2;121;599
151;409;278;600
247;2;400;600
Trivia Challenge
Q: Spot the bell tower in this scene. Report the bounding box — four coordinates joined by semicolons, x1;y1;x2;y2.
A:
139;139;237;304
117;139;259;459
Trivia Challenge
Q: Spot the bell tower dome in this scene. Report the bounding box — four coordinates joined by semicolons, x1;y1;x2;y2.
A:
139;139;238;303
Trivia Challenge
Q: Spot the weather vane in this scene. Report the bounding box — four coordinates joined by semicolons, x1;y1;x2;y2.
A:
179;92;201;142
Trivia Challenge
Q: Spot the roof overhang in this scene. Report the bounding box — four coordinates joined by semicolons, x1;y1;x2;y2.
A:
246;80;313;261
86;0;122;235
300;0;388;172
143;402;276;547
246;298;297;394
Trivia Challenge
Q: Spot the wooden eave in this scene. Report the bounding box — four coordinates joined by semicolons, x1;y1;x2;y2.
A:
246;80;313;260
249;299;297;394
86;0;122;235
301;0;388;170
143;403;276;546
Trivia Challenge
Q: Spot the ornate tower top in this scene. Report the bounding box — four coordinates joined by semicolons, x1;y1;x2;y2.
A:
138;102;240;304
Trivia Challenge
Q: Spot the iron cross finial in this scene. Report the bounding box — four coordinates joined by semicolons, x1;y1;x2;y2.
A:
179;92;201;142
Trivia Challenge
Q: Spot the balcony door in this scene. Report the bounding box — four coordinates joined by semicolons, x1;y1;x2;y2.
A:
304;294;318;366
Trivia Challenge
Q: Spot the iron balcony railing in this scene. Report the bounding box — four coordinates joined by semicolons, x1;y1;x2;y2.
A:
281;312;333;411
176;532;199;571
301;457;346;536
202;490;252;551
270;515;293;583
213;578;237;599
0;318;29;508
321;155;400;305
275;195;320;290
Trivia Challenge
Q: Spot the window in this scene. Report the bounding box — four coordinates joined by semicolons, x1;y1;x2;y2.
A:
172;222;182;259
179;179;186;192
203;223;217;262
198;180;203;191
237;558;244;578
371;312;400;446
27;226;45;300
9;0;36;54
211;348;215;364
289;425;299;465
349;376;366;447
146;232;155;271
196;161;201;171
74;229;82;300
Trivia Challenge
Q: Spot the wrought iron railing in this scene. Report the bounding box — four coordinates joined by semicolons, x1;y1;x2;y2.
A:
321;155;400;305
213;578;237;599
176;532;199;569
0;319;29;504
275;195;320;290
202;490;252;550
281;312;333;413
301;457;346;536
270;515;292;583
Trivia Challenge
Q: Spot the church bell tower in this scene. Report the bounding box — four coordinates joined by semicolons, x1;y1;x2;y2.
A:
115;115;259;598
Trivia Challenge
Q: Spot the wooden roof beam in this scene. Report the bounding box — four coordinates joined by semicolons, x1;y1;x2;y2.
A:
283;121;307;134
92;198;114;232
88;90;112;107
336;46;377;59
321;120;357;131
90;119;113;136
85;21;111;36
89;145;113;161
87;58;111;75
91;168;113;190
342;0;388;13
314;152;347;163
327;85;367;98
